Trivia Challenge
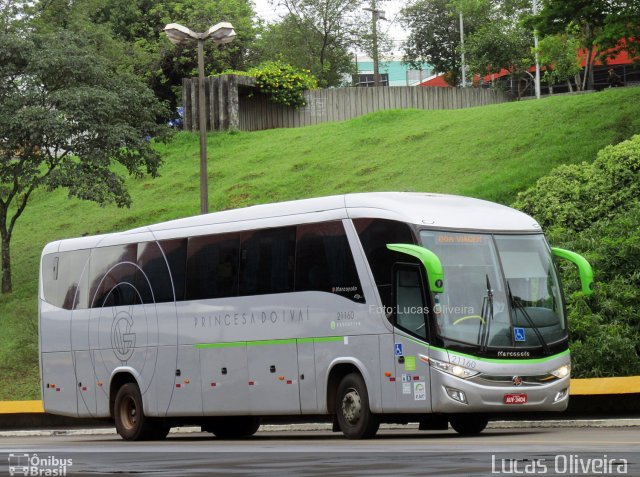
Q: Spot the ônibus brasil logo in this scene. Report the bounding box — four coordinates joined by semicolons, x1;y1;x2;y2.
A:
8;453;72;476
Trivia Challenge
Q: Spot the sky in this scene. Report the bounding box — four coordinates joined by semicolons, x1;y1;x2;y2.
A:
251;0;410;57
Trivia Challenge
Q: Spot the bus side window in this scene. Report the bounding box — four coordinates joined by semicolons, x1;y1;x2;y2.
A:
393;265;428;340
137;239;187;303
239;227;295;296
295;221;365;303
353;219;417;312
89;244;138;308
186;233;240;300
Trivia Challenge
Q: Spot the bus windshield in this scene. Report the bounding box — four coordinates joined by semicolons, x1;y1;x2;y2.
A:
419;231;566;349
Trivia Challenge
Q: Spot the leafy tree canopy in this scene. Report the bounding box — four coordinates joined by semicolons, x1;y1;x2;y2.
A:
400;0;464;85
27;0;259;112
254;14;355;88
529;0;640;89
400;0;493;86
270;0;364;88
0;30;171;292
465;18;534;97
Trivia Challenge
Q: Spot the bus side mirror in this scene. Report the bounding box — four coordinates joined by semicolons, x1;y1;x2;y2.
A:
387;243;444;293
551;247;594;296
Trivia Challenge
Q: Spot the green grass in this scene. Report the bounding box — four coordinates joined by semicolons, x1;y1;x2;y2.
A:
2;87;640;400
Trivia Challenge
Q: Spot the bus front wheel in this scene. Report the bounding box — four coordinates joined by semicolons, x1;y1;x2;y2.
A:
449;414;489;436
336;373;379;439
114;383;170;441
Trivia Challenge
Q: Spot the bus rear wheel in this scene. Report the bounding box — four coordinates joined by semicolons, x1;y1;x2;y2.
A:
336;373;379;439
449;415;489;436
114;383;170;441
204;417;261;439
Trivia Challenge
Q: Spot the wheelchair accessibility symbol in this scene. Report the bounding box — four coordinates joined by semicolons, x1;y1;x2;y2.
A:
394;343;403;356
514;327;526;342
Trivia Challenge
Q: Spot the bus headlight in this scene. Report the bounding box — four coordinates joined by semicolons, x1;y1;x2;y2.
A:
430;358;480;379
550;364;571;378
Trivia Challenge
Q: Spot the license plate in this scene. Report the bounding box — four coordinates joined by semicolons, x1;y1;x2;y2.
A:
504;393;528;404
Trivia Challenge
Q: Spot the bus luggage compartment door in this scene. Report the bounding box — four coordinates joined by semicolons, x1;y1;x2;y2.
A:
201;345;249;414
74;350;97;417
41;351;77;416
247;342;301;414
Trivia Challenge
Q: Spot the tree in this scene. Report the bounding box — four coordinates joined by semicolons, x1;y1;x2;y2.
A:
254;14;355;87
1;0;26;32
0;30;170;293
530;0;612;91
27;0;259;112
537;32;582;93
465;19;535;98
400;0;462;86
273;0;363;88
399;0;490;86
597;1;640;64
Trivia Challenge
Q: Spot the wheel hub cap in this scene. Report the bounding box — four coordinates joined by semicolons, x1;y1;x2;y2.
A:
342;389;362;424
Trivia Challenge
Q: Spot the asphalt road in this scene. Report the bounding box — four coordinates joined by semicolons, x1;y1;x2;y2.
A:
1;427;638;476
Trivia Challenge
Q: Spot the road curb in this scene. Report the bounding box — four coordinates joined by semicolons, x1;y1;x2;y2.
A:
2;419;640;438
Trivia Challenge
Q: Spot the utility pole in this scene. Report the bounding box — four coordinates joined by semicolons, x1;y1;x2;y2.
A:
459;12;467;87
364;1;386;87
532;0;541;99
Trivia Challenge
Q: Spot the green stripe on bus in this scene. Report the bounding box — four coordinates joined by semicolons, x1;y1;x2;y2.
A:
403;335;569;364
194;336;343;349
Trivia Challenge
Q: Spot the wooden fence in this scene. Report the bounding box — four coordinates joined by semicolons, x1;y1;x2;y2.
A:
182;75;512;132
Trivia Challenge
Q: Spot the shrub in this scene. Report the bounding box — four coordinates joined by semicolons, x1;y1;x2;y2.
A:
545;208;640;377
248;61;318;109
513;134;640;231
514;136;640;377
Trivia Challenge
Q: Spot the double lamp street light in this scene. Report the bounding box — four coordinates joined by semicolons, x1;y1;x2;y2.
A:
164;22;236;214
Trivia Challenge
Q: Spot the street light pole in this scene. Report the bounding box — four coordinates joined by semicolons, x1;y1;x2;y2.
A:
164;22;236;214
196;38;208;214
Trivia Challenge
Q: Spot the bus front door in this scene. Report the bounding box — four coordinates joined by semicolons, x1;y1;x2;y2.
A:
392;264;432;413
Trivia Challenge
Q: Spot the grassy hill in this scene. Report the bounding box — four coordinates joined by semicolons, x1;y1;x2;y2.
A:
2;86;640;400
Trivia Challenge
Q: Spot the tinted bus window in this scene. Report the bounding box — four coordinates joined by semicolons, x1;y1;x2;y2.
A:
186;233;240;300
137;239;187;303
240;227;295;296
353;219;416;309
42;253;60;307
89;244;138;308
42;250;90;309
296;222;365;303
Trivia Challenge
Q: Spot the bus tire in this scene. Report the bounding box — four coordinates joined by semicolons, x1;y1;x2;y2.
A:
336;373;379;439
114;382;163;441
205;417;261;439
449;415;488;436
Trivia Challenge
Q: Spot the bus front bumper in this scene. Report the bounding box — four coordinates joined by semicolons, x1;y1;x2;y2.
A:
431;372;570;413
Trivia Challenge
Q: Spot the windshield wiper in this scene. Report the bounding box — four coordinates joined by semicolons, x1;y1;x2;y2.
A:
478;275;494;352
507;281;551;355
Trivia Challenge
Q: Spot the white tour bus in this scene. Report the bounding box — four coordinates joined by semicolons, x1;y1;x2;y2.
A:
39;193;594;440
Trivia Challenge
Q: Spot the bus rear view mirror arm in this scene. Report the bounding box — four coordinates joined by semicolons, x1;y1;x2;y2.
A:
551;247;594;296
387;243;444;293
